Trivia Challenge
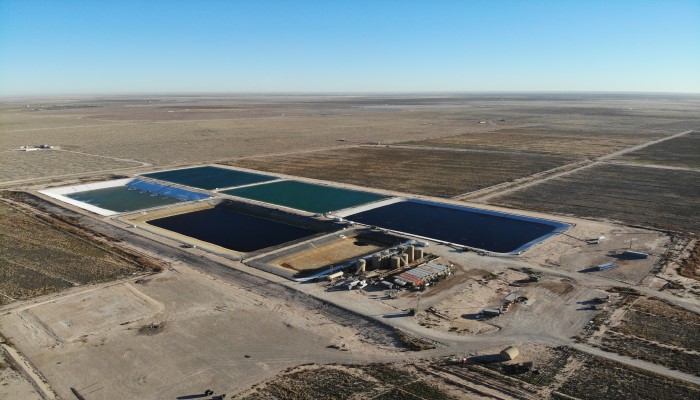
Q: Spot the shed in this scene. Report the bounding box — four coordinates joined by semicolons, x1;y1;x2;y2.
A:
483;308;501;317
500;346;520;361
621;250;649;260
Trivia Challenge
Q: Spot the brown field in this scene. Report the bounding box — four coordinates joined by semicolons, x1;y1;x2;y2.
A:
0;149;140;183
273;236;385;271
595;297;700;376
2;96;698;186
401;125;664;158
555;350;700;400
0;201;143;301
491;163;700;233
599;334;700;376
613;309;700;350
3;95;700;398
234;363;455;400
618;131;700;168
399;106;700;158
227;146;574;197
1;97;520;181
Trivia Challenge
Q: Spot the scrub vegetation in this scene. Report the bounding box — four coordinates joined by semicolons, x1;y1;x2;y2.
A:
618;131;700;168
0;200;144;301
554;351;700;400
227;146;574;197
235;363;454;400
491;163;700;233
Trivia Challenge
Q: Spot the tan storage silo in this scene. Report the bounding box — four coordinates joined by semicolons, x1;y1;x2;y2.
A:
500;346;520;361
405;245;414;263
414;248;424;260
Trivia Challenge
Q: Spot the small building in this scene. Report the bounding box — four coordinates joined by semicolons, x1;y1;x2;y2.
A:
483;308;501;317
500;346;520;361
596;262;615;271
621;250;649;260
393;263;451;288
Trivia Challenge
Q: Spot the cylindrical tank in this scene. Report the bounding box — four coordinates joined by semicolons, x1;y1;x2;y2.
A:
381;251;391;268
356;259;366;274
372;254;382;269
390;256;401;269
401;253;409;267
405;245;414;263
414;248;424;260
500;346;520;361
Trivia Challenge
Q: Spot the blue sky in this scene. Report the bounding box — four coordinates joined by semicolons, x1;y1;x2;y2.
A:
1;0;699;95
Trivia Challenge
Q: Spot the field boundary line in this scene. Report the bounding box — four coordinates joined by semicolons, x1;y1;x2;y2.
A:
454;159;592;201
55;148;150;168
363;143;563;158
471;129;694;202
571;343;700;386
602;160;700;173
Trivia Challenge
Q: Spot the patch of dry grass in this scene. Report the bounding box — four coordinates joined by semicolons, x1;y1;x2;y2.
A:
491;164;700;233
0;201;143;301
227;146;574;197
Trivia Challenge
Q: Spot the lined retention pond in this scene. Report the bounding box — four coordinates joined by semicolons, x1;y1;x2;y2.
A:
142;166;277;190
345;200;570;254
67;186;181;212
221;180;389;213
147;206;318;252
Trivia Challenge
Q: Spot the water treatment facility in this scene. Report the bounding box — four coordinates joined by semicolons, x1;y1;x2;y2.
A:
2;95;696;400
30;163;671;297
37;165;574;265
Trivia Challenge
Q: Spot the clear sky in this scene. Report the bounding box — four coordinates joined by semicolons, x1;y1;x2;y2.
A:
1;0;699;96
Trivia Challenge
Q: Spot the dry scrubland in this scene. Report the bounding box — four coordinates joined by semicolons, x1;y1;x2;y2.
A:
1;98;517;172
3;95;698;185
400;103;700;158
2;95;700;398
0;150;140;183
0;201;143;301
618;131;700;168
401;124;664;158
599;297;700;376
235;363;455;400
227;146;574;197
491;163;700;233
554;350;700;400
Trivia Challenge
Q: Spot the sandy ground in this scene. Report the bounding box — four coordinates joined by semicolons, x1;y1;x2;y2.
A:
272;235;384;271
1;95;699;398
0;265;400;399
0;351;42;400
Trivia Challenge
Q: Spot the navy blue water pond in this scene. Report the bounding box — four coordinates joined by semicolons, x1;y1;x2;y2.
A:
346;200;569;254
148;207;316;252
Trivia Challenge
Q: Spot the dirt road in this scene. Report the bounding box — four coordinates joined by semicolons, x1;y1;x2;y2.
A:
474;129;694;202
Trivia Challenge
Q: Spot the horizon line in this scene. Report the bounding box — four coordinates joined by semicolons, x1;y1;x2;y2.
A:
2;90;700;101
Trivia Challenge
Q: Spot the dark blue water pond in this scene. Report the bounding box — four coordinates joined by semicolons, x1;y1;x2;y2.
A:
142;166;277;190
346;200;569;254
148;207;317;252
